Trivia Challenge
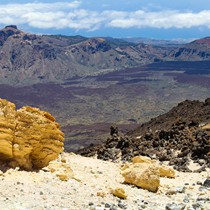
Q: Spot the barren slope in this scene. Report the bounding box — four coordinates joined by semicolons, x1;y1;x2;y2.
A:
0;153;209;210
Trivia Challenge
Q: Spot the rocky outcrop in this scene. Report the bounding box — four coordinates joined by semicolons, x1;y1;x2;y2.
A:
0;99;16;160
0;99;64;170
169;37;210;61
78;98;210;172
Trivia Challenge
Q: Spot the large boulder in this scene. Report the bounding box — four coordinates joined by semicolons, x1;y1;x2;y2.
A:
0;99;64;170
132;156;176;178
121;162;160;192
121;155;176;192
0;99;16;160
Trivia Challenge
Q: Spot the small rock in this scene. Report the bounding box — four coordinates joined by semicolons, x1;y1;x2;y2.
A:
165;203;185;210
166;190;177;195
57;174;69;181
183;196;190;203
118;200;127;209
192;203;202;210
110;204;119;210
105;203;111;208
203;179;210;188
176;186;185;193
42;196;47;200
196;181;202;185
159;165;176;178
111;188;127;199
47;162;74;181
198;186;208;192
97;191;106;197
187;207;195;210
196;196;210;201
61;158;66;163
95;206;104;210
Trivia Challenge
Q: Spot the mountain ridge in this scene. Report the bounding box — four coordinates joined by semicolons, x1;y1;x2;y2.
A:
0;25;210;86
0;25;164;85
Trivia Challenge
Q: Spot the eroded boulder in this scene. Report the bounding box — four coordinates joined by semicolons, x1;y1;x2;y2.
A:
121;155;176;192
0;99;16;160
0;99;64;170
132;155;176;178
121;162;160;192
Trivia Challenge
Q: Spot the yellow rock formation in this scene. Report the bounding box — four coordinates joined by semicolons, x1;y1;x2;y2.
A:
0;99;64;170
111;187;127;199
131;156;176;178
46;161;74;181
121;156;176;192
159;165;176;178
121;162;160;193
0;99;16;160
132;155;154;164
201;123;210;130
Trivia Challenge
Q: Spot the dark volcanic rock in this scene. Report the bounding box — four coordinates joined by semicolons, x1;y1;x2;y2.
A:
5;25;18;29
77;98;210;172
165;203;185;210
0;25;21;46
203;179;210;188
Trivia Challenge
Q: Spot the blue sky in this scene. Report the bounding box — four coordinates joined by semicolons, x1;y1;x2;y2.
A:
0;0;210;39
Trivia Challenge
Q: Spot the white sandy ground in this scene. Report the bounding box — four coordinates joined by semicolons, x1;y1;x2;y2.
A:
0;153;209;210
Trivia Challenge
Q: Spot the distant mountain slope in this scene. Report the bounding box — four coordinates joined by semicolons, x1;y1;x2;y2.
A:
128;98;210;137
169;37;210;61
0;25;166;85
122;37;190;47
0;25;210;85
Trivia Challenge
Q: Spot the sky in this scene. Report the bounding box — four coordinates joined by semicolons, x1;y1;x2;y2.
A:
0;0;210;39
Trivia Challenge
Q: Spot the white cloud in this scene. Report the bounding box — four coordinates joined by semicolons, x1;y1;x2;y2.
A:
0;1;210;31
107;10;210;29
